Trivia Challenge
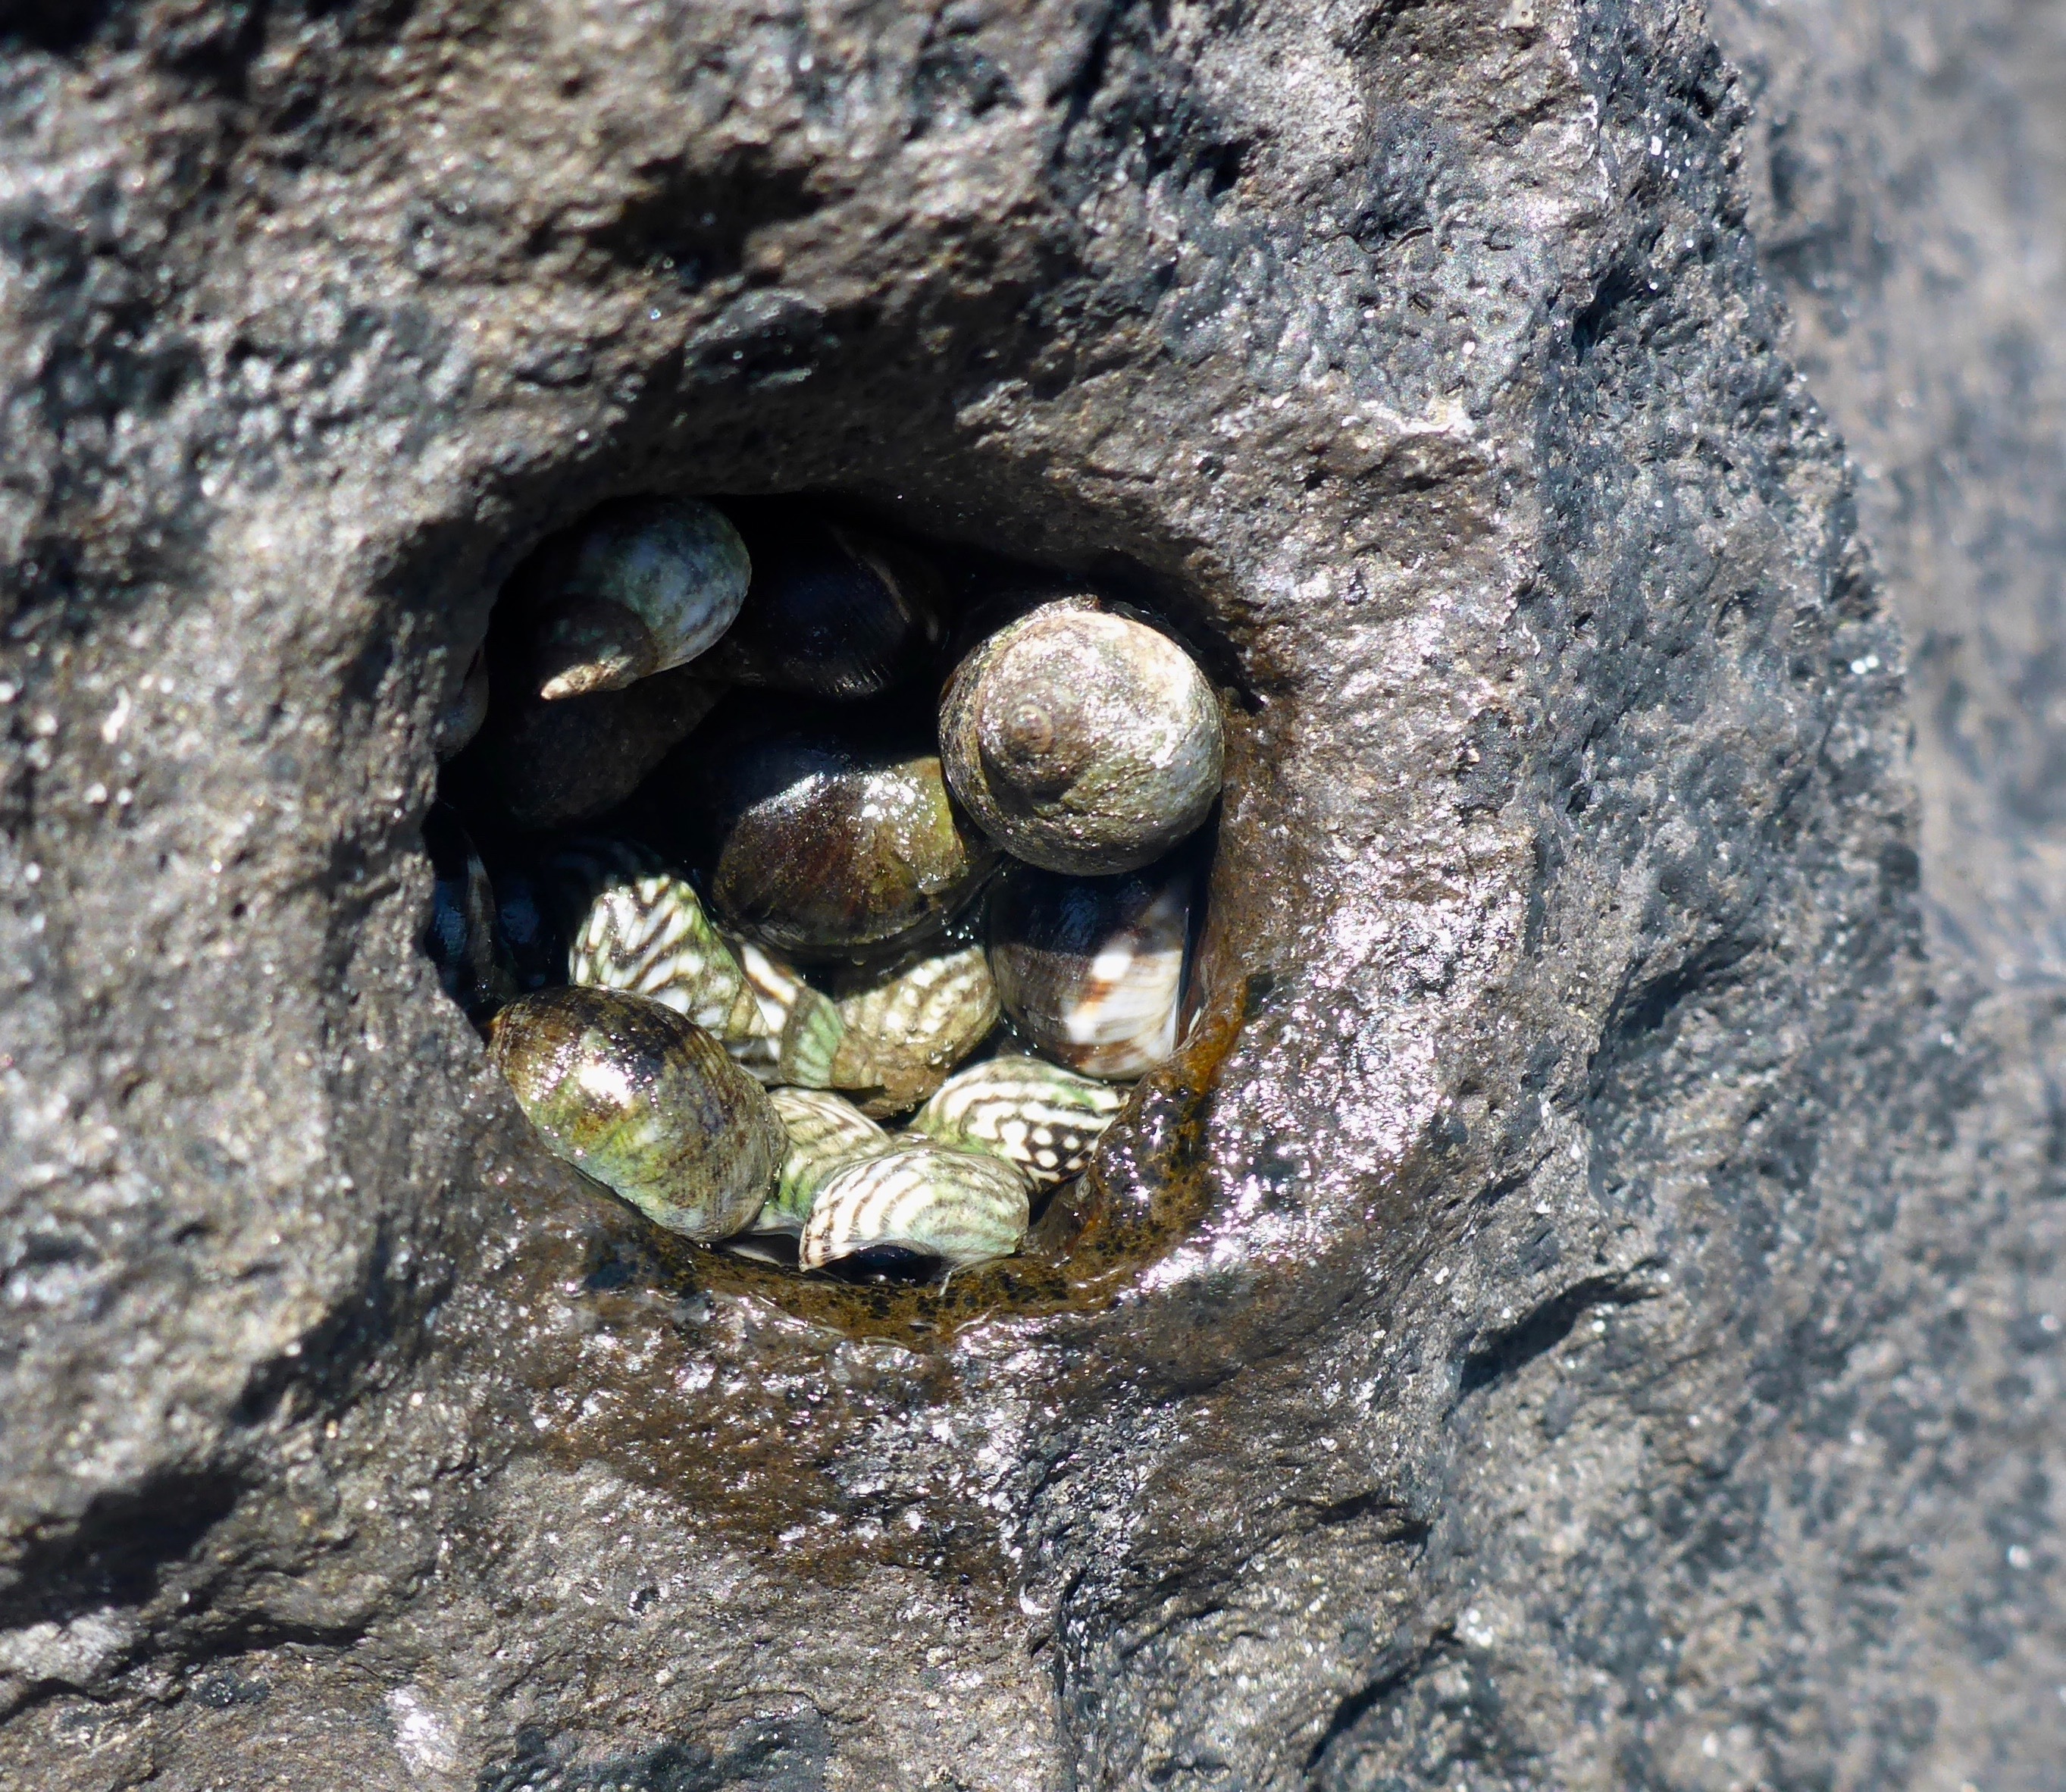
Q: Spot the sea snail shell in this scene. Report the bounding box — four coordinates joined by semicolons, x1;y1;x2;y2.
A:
531;496;750;702
709;508;944;701
828;943;1000;1117
907;1054;1125;1189
941;599;1224;876
422;802;515;1026
988;860;1191;1079
488;986;781;1241
799;1140;1030;1275
690;719;994;958
756;1086;891;1236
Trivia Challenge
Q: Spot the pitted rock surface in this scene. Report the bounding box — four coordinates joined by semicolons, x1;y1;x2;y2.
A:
1;3;2061;1790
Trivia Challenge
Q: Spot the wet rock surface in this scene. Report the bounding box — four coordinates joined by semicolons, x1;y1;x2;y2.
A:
0;2;2060;1788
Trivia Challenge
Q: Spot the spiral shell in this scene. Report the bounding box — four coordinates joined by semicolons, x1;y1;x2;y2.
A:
531;497;750;701
727;937;847;1089
988;861;1191;1079
940;598;1223;876
907;1054;1125;1189
799;1141;1030;1275
488;987;781;1241
422;803;514;1025
689;718;993;957
568;858;760;1042
756;1086;892;1235
828;944;1000;1117
709;507;944;700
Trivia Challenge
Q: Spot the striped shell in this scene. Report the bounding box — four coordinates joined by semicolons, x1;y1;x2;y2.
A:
728;938;846;1089
570;860;761;1043
489;987;781;1241
532;497;750;701
907;1054;1125;1189
800;1141;1031;1275
940;599;1223;876
988;862;1191;1079
756;1087;892;1235
829;944;1000;1117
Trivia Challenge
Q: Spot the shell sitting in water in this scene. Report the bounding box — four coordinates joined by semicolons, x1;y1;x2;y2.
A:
488;986;781;1242
988;860;1191;1079
799;1140;1030;1276
940;597;1223;876
528;496;750;701
706;506;944;701
756;1086;891;1235
908;1054;1125;1188
687;714;994;957
828;943;1000;1117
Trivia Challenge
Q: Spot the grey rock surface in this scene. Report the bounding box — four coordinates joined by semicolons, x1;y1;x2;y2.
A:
0;2;2059;1789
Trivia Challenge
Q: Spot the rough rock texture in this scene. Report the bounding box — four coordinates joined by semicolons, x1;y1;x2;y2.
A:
1;4;2061;1790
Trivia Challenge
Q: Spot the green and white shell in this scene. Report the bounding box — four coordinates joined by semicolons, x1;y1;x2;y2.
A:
829;943;1000;1117
532;496;751;701
756;1086;892;1235
488;986;781;1241
940;598;1223;876
799;1140;1031;1275
907;1054;1125;1188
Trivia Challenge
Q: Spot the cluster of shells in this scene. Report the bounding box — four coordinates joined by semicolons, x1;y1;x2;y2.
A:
427;497;1223;1283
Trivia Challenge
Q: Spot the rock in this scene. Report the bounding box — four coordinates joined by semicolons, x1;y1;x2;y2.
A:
0;2;2060;1788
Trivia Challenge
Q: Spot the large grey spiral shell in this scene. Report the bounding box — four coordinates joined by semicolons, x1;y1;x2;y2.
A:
940;598;1223;876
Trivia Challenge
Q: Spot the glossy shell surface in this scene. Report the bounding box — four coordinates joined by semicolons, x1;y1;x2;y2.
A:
908;1054;1125;1187
568;860;760;1043
728;938;846;1088
709;509;943;700
532;497;750;701
940;599;1223;876
829;944;1000;1117
759;1086;891;1234
691;721;993;957
489;986;781;1241
799;1140;1031;1274
988;861;1191;1079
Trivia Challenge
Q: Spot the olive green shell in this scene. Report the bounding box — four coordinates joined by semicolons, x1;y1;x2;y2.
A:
488;987;781;1241
940;599;1223;876
799;1141;1031;1275
727;937;847;1088
532;497;750;701
907;1054;1125;1188
756;1086;892;1235
828;944;1000;1117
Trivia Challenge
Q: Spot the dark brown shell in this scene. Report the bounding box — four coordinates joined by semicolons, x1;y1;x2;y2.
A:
703;506;944;700
680;712;994;959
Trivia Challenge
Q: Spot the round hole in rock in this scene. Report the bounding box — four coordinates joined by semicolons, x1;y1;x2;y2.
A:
422;490;1244;1324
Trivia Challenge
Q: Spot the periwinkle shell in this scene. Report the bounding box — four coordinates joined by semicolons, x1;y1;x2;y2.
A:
940;598;1224;876
687;716;994;957
423;803;515;1025
908;1054;1125;1188
988;861;1191;1079
488;986;781;1241
759;1086;891;1235
799;1140;1030;1275
707;507;943;700
828;943;1000;1117
568;857;762;1045
530;497;750;702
